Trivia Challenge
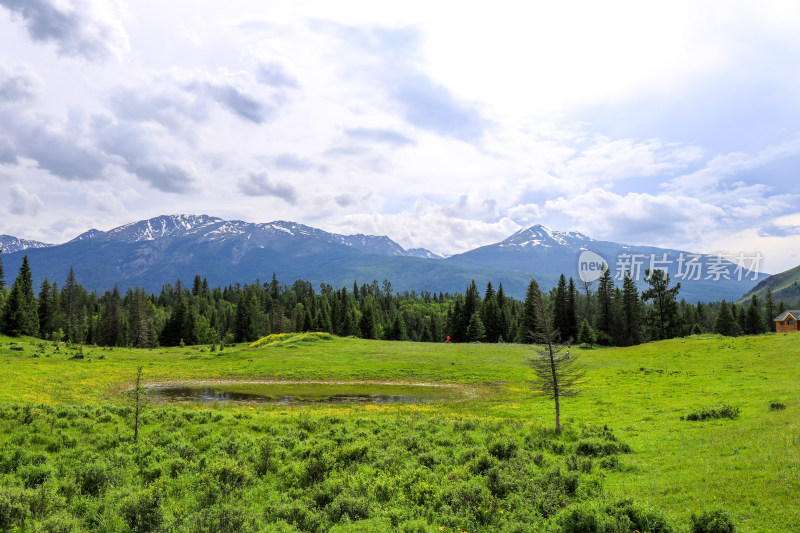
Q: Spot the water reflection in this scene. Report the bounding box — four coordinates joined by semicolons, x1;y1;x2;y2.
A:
146;384;443;404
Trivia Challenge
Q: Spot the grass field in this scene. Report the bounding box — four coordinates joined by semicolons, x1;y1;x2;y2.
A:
1;332;798;531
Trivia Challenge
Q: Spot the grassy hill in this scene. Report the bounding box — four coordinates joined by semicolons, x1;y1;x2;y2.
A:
740;263;800;306
0;333;798;531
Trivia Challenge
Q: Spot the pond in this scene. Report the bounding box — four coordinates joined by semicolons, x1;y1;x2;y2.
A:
145;382;464;405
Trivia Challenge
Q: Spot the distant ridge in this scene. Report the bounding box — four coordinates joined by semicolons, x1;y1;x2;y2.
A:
0;235;53;254
0;215;767;302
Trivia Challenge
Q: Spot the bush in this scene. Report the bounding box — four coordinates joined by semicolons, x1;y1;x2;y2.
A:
0;486;28;531
684;404;740;421
690;509;736;533
119;486;163;532
488;438;518;460
769;401;786;411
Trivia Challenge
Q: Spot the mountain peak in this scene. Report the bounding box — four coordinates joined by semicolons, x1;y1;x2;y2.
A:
501;224;590;248
0;235;54;254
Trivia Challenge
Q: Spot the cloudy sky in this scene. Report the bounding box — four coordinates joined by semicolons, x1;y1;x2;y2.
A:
1;0;800;271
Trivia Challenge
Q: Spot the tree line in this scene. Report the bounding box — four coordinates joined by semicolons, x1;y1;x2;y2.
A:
0;252;786;348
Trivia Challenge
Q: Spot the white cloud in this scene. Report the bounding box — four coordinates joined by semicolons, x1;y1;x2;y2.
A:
9;183;45;215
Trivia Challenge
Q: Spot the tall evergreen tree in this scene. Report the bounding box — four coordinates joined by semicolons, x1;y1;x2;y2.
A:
744;294;765;335
564;277;578;342
764;289;776;332
127;287;152;348
61;267;83;343
482;296;501;343
641;269;681;340
37;279;57;338
1;255;39;337
621;271;642;346
552;274;567;339
714;301;739;336
465;312;486;342
595;268;615;339
496;283;509;341
521;280;541;344
0;249;5;289
358;297;378;339
99;286;125;346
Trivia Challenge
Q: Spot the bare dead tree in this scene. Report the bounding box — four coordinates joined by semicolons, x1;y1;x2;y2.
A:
525;282;585;434
131;365;149;444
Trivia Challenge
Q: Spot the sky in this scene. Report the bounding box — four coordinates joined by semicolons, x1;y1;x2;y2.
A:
1;0;800;272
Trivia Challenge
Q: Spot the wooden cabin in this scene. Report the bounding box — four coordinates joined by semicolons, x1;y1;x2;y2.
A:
775;310;800;333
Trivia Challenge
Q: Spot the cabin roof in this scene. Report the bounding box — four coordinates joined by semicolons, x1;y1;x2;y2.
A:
774;310;800;321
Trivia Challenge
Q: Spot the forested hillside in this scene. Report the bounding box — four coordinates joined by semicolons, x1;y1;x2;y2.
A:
0;253;781;348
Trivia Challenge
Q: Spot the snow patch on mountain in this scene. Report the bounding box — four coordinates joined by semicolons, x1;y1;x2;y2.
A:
0;235;54;253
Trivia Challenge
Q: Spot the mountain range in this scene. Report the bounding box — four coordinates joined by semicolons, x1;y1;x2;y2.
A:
0;214;769;302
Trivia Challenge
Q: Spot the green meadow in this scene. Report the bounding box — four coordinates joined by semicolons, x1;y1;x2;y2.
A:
0;332;798;531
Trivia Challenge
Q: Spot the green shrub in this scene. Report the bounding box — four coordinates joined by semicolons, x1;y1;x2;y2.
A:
118;486;163;533
75;459;112;496
0;486;29;531
690;509;737;533
769;401;786;411
488;437;518;460
684;404;740;421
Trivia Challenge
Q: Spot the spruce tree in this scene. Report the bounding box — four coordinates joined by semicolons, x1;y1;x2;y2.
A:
496;283;509;341
595;268;615;339
744;295;764;335
99;286;124;346
714;301;739;336
465;312;486;342
38;278;53;338
61;267;83;343
552;274;567;339
764;289;776;332
482;296;501;342
1;255;39;337
641;269;681;340
521;280;541;344
621;271;642;346
577;319;596;347
0;249;5;289
565;277;578;341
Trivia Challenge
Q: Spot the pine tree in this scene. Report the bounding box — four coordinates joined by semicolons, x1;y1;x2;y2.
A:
744;294;764;335
641;269;681;340
764;289;776;332
99;286;124;346
1;255;39;337
495;283;509;341
714;301;740;336
0;249;5;289
61;267;83;343
565;277;578;341
621;271;642;346
465;312;486;342
127;287;152;348
578;319;596;347
385;313;407;341
595;268;615;339
38;278;53;338
552;274;567;339
482;296;501;342
358;298;378;339
521;280;541;344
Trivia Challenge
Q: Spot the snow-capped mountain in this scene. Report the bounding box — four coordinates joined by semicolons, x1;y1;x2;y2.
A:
66;214;413;257
405;248;444;259
498;225;592;250
1;215;767;302
0;235;53;254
